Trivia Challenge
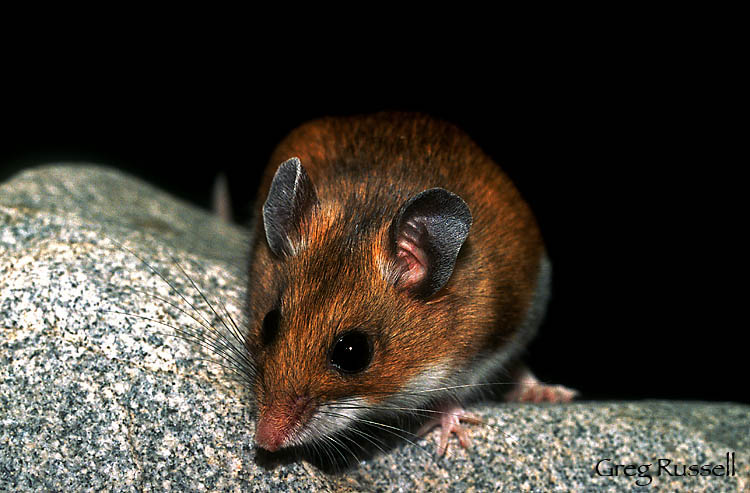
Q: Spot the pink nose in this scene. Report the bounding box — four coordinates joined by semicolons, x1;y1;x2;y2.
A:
254;416;284;452
254;396;315;452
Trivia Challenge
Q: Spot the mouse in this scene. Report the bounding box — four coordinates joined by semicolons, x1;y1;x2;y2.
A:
242;112;576;458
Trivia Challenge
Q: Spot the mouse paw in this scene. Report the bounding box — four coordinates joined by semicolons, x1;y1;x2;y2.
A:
417;406;483;456
504;367;578;403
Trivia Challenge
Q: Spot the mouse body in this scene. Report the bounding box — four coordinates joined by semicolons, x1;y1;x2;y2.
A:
244;112;574;456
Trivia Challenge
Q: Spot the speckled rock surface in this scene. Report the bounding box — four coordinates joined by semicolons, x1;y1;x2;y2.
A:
1;165;748;492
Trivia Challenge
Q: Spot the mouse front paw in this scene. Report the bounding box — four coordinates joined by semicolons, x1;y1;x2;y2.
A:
417;406;483;457
504;366;578;403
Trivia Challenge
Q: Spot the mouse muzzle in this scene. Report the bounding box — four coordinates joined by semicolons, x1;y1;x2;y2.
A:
254;394;316;452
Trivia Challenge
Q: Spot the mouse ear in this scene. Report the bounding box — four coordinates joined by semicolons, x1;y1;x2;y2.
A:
388;188;472;297
262;157;319;257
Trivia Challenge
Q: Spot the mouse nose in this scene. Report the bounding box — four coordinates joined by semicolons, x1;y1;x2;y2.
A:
254;395;315;452
254;418;284;452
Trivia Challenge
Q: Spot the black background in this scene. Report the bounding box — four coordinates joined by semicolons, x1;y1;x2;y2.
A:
2;55;741;405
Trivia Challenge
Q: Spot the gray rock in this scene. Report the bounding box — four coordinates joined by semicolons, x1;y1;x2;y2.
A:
1;165;748;492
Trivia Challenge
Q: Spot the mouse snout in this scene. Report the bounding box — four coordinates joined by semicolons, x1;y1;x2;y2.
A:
254;394;316;452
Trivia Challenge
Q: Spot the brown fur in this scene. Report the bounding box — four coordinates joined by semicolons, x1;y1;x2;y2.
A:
245;112;545;446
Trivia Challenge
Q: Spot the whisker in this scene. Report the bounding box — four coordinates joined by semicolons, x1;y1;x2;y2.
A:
327;403;440;426
322;435;351;465
90;232;258;384
111;285;250;368
165;251;248;357
326;434;361;464
344;424;389;456
326;399;522;450
318;410;433;457
100;235;217;334
320;380;543;406
99;309;255;384
317;437;337;467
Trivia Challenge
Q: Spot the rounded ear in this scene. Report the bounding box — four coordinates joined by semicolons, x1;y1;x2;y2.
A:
262;157;319;257
388;188;472;297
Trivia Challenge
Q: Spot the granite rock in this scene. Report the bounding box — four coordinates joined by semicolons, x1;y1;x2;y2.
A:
1;165;748;492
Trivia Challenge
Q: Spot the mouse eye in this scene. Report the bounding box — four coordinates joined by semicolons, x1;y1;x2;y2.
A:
329;331;372;374
261;309;280;345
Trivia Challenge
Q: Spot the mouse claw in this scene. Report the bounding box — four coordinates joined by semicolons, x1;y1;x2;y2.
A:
418;406;483;457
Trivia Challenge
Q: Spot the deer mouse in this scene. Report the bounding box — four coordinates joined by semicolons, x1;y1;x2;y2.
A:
243;112;576;458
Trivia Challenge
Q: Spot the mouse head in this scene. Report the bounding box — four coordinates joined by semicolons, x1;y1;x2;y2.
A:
248;157;472;452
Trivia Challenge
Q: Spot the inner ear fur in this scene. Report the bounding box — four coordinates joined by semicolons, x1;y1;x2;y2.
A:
388;187;472;297
262;157;319;257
